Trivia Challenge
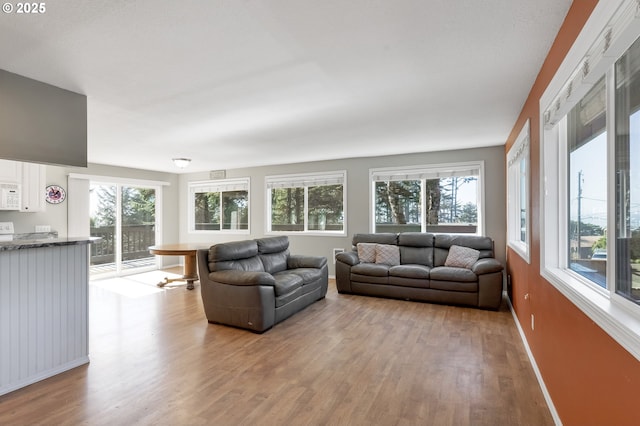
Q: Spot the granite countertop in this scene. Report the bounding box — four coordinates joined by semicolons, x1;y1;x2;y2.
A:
0;237;99;251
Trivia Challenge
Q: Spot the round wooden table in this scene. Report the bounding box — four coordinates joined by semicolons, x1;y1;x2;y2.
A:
148;243;208;290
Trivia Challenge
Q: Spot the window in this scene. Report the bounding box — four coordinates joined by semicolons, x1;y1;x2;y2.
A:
188;178;249;232
266;171;346;234
540;0;640;359
507;120;531;262
568;77;607;288
370;162;484;234
615;38;640;304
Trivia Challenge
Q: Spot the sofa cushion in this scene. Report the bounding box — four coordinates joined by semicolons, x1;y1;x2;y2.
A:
352;263;389;276
375;244;400;266
430;266;478;282
444;245;480;269
430;279;478;292
273;273;303;296
357;243;377;263
399;246;434;267
397;232;435;247
353;233;398;246
434;234;494;265
388;264;430;289
389;264;430;279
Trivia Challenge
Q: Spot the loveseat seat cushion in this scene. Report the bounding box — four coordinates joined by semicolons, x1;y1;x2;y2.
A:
208;270;276;286
286;267;324;284
273;273;303;296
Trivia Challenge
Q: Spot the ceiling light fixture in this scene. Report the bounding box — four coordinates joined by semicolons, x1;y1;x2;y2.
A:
172;158;191;169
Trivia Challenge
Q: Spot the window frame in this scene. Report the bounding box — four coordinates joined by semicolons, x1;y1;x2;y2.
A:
539;0;640;361
369;161;485;235
187;178;250;234
265;170;347;236
507;120;531;263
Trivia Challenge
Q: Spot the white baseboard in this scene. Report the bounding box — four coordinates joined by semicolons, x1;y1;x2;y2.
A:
505;292;562;426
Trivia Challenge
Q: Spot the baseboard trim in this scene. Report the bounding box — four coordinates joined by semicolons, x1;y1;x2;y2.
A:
506;292;562;426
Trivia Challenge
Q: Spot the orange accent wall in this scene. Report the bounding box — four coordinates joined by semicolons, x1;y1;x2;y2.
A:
505;1;640;425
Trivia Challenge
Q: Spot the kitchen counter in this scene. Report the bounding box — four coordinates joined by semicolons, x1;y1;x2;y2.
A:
1;236;96;396
0;236;98;251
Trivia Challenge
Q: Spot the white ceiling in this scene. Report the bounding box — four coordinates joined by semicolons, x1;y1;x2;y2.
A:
0;0;572;173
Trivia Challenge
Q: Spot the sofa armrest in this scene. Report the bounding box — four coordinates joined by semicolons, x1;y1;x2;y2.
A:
471;258;504;275
288;255;327;269
209;270;276;286
335;251;360;266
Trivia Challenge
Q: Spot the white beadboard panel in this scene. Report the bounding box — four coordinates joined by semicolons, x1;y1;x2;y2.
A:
0;243;90;396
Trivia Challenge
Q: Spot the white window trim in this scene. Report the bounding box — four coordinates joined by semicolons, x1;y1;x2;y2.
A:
540;0;640;361
265;170;347;236
369;161;485;235
507;120;531;263
187;177;251;234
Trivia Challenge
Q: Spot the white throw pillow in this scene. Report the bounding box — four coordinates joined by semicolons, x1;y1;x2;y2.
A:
444;245;480;269
357;243;377;263
375;244;400;266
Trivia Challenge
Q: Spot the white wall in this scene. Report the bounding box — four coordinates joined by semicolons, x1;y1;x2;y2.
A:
0;162;180;266
179;146;506;275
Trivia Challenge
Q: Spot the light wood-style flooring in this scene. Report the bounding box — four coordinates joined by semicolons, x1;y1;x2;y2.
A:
0;271;553;425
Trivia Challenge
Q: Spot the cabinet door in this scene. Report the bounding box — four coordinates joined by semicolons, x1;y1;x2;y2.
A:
0;160;21;182
21;163;46;212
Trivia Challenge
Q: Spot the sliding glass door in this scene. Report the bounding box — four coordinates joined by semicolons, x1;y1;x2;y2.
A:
90;182;159;277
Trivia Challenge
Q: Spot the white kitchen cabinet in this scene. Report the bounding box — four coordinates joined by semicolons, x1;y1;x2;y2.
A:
21;162;46;212
0;159;46;212
0;160;21;183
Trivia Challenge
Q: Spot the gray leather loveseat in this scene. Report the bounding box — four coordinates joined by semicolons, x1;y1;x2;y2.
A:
197;236;328;332
335;232;504;310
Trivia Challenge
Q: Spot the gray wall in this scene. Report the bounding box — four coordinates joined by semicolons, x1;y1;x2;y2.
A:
0;146;505;276
0;69;87;167
179;146;506;275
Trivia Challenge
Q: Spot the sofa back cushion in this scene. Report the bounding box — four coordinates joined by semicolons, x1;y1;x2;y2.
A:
257;236;290;274
433;235;494;267
208;240;264;272
352;233;398;248
398;232;435;267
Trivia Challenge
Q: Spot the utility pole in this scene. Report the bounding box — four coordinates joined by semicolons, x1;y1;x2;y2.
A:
577;170;583;259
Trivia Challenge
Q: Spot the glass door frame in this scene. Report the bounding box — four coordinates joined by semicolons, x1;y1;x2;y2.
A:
90;178;164;278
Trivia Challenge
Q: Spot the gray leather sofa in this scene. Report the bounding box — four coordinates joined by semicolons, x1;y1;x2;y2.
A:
197;236;328;332
335;233;504;310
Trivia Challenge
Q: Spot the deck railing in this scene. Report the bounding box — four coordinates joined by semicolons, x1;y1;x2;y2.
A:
90;224;155;265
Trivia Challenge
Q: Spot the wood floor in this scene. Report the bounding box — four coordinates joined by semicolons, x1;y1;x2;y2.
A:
0;272;553;425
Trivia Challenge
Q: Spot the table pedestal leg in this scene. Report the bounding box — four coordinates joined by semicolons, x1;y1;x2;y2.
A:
156;253;198;290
